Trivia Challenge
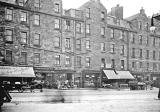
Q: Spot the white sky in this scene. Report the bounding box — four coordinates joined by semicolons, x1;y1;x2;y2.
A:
63;0;160;18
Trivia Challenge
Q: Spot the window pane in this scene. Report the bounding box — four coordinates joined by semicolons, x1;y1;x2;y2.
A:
6;29;13;42
55;19;60;29
65;38;70;48
21;12;27;22
86;8;90;18
76;23;81;32
101;27;105;36
21;52;27;64
34;53;40;64
34;15;40;25
34;33;40;45
34;0;40;8
65;56;71;65
76;39;81;50
6;9;13;20
6;50;12;63
86;40;90;49
65;20;70;30
55;55;60;65
101;12;105;20
86;24;90;34
86;57;90;67
55;37;60;47
21;32;27;43
55;3;60;12
77;56;81;67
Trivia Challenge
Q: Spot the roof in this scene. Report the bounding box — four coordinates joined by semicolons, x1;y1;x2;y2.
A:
116;71;135;79
0;66;35;78
125;13;140;21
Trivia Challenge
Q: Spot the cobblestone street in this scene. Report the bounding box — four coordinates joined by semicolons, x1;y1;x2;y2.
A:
1;88;160;112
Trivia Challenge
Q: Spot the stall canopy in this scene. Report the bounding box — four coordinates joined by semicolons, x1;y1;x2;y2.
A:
103;70;119;79
0;66;35;78
103;70;134;80
116;71;135;80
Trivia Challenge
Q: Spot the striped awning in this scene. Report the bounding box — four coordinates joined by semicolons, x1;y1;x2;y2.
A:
0;66;35;78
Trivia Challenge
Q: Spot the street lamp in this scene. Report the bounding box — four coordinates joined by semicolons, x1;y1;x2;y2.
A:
0;50;4;64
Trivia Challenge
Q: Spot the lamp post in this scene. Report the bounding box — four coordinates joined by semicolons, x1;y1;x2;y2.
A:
0;50;4;65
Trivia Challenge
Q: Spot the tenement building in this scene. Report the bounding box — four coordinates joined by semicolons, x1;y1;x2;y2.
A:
126;8;160;82
0;0;160;88
0;0;85;88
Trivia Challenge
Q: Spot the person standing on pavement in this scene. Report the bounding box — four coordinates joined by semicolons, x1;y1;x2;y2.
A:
158;88;160;99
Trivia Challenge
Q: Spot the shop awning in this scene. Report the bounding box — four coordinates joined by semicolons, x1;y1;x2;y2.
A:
0;66;35;78
103;70;119;79
116;71;135;79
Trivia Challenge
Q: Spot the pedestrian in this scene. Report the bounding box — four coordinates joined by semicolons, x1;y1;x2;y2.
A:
158;88;160;99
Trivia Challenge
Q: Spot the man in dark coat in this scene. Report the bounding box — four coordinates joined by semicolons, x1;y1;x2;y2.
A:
158;88;160;99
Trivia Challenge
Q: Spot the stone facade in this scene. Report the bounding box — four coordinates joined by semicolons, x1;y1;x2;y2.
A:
126;8;160;81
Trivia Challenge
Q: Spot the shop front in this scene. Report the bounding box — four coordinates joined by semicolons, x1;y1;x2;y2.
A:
130;71;152;82
34;67;75;89
33;66;55;88
53;69;76;89
82;70;101;88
